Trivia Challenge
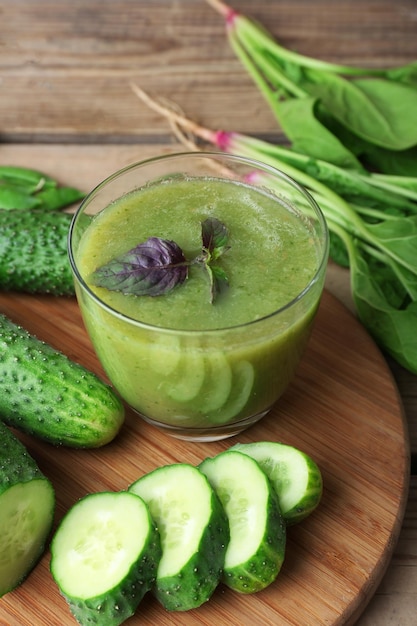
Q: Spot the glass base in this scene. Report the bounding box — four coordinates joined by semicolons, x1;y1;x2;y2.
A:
135;409;271;442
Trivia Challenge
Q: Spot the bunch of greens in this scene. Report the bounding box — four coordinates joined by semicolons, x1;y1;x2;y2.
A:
133;0;417;372
206;0;417;176
0;165;84;211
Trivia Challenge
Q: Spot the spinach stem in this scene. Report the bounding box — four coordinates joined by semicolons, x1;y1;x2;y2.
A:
229;28;308;100
231;8;396;78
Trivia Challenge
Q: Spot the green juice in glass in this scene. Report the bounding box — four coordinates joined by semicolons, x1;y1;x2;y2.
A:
71;154;327;440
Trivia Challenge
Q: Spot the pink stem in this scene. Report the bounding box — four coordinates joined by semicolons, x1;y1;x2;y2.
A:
130;83;234;151
204;0;238;24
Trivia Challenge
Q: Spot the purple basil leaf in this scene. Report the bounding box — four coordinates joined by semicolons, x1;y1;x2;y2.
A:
201;217;229;260
92;237;189;296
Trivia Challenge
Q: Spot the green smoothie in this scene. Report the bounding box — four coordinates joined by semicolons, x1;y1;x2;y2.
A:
73;171;326;437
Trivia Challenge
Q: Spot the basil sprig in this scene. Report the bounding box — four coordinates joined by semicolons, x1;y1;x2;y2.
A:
92;217;230;303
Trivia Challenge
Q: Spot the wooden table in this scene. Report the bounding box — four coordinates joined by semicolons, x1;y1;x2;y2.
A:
1;1;416;624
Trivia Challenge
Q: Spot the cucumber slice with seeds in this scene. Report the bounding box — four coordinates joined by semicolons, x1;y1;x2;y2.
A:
231;441;323;524
164;353;205;402
199;351;232;413
50;491;161;626
129;463;229;611
199;450;286;594
0;422;55;597
208;360;255;424
147;335;181;376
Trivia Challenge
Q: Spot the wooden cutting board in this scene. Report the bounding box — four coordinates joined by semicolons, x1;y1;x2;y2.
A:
0;289;409;626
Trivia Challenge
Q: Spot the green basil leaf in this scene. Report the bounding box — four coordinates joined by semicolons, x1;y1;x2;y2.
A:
201;217;229;258
206;264;229;304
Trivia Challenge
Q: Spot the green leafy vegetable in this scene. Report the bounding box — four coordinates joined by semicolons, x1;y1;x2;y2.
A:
213;0;417;166
130;85;417;373
303;73;417;151
271;97;364;170
131;2;417;372
197;0;417;373
0;165;84;211
93;218;230;303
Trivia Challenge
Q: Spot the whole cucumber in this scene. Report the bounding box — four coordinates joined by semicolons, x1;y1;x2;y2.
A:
0;420;55;597
0;314;125;447
0;208;75;295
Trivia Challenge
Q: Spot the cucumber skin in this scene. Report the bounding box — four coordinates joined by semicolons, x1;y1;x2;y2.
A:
154;487;229;611
0;208;74;295
0;421;46;490
0;314;125;447
232;441;323;525
51;493;161;626
65;530;161;626
129;464;230;611
200;451;286;594
0;421;55;596
223;490;285;594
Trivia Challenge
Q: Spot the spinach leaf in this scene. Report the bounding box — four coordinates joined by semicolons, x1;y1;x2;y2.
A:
303;71;417;151
388;258;417;301
361;144;417;177
273;97;363;170
365;216;417;274
328;232;349;267
350;250;417;373
385;60;417;88
142;3;417;372
0;165;84;211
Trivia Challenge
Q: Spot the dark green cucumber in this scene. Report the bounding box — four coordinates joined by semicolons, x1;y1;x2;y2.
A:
0;421;55;597
50;491;161;626
0;208;75;295
231;441;323;524
0;314;125;447
199;450;286;594
129;463;229;611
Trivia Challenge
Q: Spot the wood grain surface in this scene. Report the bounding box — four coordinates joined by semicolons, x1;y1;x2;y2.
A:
0;0;416;622
0;289;409;626
1;0;416;143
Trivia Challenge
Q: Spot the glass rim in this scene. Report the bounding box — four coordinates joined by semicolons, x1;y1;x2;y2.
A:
68;150;329;335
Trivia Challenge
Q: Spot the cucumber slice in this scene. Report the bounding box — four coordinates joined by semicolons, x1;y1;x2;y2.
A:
198;351;232;413
208;360;255;424
199;450;286;594
0;422;55;597
164;353;205;403
50;491;161;626
129;463;229;611
147;334;181;376
232;441;323;524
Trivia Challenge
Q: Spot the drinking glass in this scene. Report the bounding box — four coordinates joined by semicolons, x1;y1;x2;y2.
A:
68;152;329;441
